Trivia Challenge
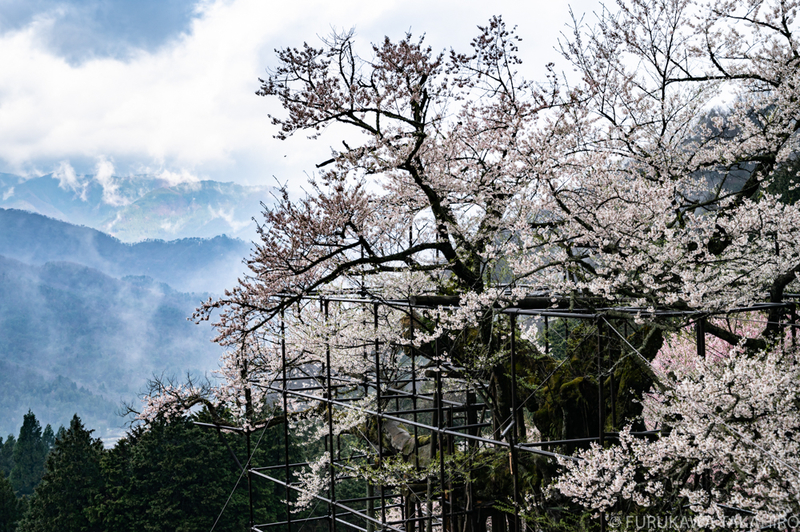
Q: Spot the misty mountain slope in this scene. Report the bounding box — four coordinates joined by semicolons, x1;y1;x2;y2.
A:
0;361;115;441
0;208;250;293
0;173;268;242
0;255;225;439
101;180;267;241
0;173;158;228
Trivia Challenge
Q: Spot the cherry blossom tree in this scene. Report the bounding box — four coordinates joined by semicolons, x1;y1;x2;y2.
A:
137;0;800;527
553;320;800;528
546;0;800;525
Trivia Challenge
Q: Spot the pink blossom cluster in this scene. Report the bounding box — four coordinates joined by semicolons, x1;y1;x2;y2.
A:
554;336;800;526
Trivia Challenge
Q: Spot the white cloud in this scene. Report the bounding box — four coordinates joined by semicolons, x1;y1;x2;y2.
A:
94;157;128;206
2;186;14;200
0;0;601;187
157;168;201;186
54;160;79;189
208;205;252;232
52;160;89;200
159;220;181;233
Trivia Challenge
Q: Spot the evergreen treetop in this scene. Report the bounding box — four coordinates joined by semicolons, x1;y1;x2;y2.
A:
10;411;46;496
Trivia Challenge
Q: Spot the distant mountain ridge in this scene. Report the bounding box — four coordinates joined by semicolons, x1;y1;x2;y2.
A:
0;254;224;440
0;178;259;439
0;172;268;242
0;208;250;293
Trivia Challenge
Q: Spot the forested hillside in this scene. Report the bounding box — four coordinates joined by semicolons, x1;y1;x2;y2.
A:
0;255;223;439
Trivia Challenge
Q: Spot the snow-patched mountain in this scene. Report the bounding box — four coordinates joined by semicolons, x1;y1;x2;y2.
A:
0;172;268;242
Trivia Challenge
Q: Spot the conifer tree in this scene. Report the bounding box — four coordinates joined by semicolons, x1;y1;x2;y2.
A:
0;473;21;532
91;416;283;532
40;427;54;455
0;436;14;478
9;412;46;496
17;415;103;532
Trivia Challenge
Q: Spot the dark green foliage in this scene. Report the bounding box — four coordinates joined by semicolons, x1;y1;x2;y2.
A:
526;320;661;451
767;155;800;205
39;427;54;455
17;415;103;532
91;416;285;532
2;411;295;532
0;474;22;532
9;412;46;496
0;436;14;477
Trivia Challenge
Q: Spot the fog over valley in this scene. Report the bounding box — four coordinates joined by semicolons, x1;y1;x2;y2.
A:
0;195;257;441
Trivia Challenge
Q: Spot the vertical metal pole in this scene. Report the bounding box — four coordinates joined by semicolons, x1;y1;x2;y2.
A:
410;304;421;532
282;309;292;532
509;314;520;532
466;390;476;532
696;317;706;359
610;319;617;432
544;315;549;355
428;333;437;532
509;315;519;440
364;296;374;532
325;300;336;532
375;303;385;529
447;405;455;532
408;218;414;532
597;318;606;442
610;372;616;433
426;477;433;532
410;306;420;471
247;428;254;530
597;318;605;532
436;368;446;532
367;482;375;532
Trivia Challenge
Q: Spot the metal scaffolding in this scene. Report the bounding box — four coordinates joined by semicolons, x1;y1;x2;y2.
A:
202;294;799;532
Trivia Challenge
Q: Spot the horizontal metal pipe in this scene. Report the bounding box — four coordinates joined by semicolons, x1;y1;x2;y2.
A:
519;437;600;447
383;387;473;408
336;494;401;504
192;421;245;433
251;460;310;471
262;386;579;462
277;293;794;320
251;470;405;532
252;453;373;472
254;516;329;528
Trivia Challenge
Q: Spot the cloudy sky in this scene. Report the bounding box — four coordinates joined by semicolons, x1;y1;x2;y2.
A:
0;0;601;187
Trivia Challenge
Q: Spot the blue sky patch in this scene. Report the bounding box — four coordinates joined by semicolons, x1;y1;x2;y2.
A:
0;0;200;63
